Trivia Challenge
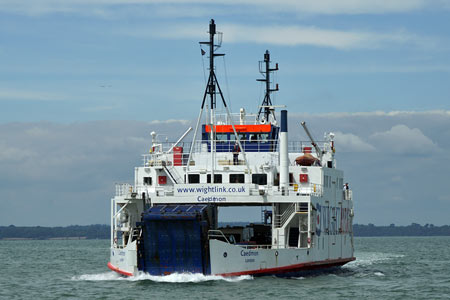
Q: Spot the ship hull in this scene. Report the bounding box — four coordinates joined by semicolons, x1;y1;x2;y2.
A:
107;257;355;278
107;238;355;277
209;239;354;277
218;258;354;277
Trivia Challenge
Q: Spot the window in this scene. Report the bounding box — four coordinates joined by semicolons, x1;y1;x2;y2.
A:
260;133;269;142
188;174;200;183
216;133;228;143
207;174;223;183
143;177;152;185
229;174;244;183
250;134;259;143
230;133;247;142
252;174;267;185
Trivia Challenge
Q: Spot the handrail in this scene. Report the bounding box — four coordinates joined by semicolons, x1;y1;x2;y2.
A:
238;244;272;249
343;189;353;200
274;203;296;228
143;140;328;156
115;183;132;196
208;230;230;243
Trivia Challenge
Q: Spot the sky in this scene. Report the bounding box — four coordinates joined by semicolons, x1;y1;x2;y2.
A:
0;0;449;226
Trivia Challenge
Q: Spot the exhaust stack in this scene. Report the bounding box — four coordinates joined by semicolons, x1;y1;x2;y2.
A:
280;110;289;195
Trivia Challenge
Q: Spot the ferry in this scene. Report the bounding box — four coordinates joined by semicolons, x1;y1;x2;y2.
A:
108;19;355;277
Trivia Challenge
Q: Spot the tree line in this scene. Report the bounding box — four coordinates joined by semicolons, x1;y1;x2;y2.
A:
353;223;450;237
0;224;110;239
1;223;450;239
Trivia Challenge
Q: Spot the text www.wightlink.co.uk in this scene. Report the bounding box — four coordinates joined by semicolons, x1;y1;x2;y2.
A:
175;185;246;202
176;186;246;195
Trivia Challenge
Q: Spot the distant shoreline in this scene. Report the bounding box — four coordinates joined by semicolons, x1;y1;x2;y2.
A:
1;237;89;240
1;223;449;239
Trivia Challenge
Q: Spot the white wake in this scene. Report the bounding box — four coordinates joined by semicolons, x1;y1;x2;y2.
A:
346;252;405;268
72;271;252;283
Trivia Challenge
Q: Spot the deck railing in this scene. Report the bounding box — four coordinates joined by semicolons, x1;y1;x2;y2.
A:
343;189;353;200
208;230;230;243
146;140;327;155
143;140;327;168
115;183;132;197
208;229;272;249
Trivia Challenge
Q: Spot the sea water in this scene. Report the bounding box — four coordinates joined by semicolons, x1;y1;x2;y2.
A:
1;237;449;299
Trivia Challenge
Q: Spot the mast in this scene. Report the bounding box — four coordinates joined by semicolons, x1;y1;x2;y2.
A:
186;19;251;178
199;20;225;178
257;50;279;123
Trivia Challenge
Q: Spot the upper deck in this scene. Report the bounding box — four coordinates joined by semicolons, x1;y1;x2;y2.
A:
145;139;330;167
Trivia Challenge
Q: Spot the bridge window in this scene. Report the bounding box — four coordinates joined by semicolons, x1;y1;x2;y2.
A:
143;177;152;185
216;133;228;143
230;174;244;183
252;174;267;185
260;133;269;142
207;174;223;183
188;174;200;183
230;133;247;142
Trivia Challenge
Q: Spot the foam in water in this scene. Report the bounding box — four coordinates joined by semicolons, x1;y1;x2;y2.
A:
345;252;405;268
72;272;124;281
72;272;252;283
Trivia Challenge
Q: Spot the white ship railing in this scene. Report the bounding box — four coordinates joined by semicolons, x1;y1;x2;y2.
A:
273;183;323;197
144;140;327;158
343;189;353;200
115;183;132;197
208;230;272;249
274;203;298;228
208;230;231;243
238;244;272;249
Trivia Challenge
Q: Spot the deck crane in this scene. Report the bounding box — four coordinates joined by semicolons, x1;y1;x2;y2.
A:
301;121;323;161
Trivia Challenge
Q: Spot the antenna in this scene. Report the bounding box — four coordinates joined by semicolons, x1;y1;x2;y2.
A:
256;50;279;123
199;19;225;111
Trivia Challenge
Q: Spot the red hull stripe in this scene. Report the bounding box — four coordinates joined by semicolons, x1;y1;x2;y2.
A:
107;262;133;277
218;257;356;277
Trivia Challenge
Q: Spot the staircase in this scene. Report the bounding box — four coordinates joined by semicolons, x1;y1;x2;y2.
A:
163;165;183;184
274;203;296;228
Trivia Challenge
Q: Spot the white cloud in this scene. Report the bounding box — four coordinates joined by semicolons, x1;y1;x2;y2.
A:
126;23;433;50
0;88;64;101
0;144;36;161
334;131;376;152
306;110;450;118
25;127;50;137
81;105;121;112
150;119;191;125
285;63;450;75
243;0;428;15
0;0;432;16
369;124;440;154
